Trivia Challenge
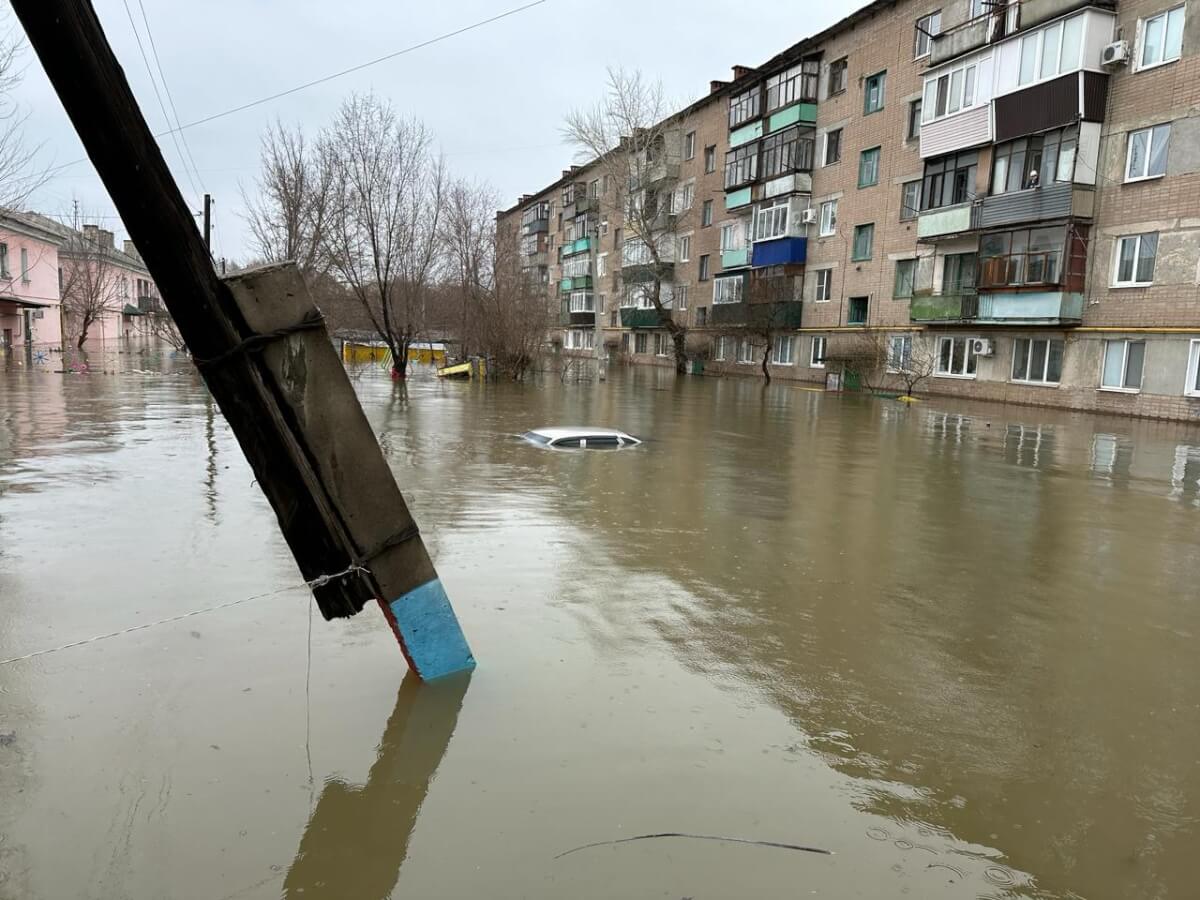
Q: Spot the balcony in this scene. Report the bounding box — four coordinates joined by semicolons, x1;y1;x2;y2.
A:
909;291;979;323
976;183;1093;231
994;71;1109;143
522;218;548;235
621;261;675;283
976;291;1084;325
521;251;548;269
710;300;802;328
917;202;976;241
559;237;592;258
725;187;752;210
620;307;665;328
559;275;593;293
766;102;817;135
573;195;598;215
629;160;680;192
730;120;763;148
721;248;750;269
929;16;994;66
751;236;807;269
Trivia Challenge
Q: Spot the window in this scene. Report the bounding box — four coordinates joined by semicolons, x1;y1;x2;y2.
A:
858;147;881;188
1138;5;1185;70
824;128;842;166
936;336;977;377
1186;340;1200;397
684;130;697;160
979;227;1067;287
766;61;819;111
1017;13;1085;85
729;86;761;128
719;222;743;252
714;335;733;360
1113;233;1158;286
654;332;671;356
564;329;595;350
678;235;691;262
702;200;714;227
1126;124;1170;181
828;58;848;97
848;296;869;325
754;198;790;241
915;11;941;58
969;0;986;17
810;335;827;367
677;182;696;211
907;100;922;141
864;71;886;115
0;243;7;277
699;254;711;281
990;126;1077;194
922;60;979;123
889;335;913;371
761;126;815;179
635;332;649;354
724;144;758;189
921;151;977;210
814;269;833;302
713;274;744;304
1012;337;1064;384
943;252;978;292
819;199;838;237
588;179;600;198
704;145;716;173
697;306;708;326
894;259;918;298
773;335;796;365
737;339;756;364
852;223;874;261
597;253;607;277
1101;339;1145;390
900;181;921;221
568;290;594;313
676;285;688;310
19;248;28;282
621;332;630;353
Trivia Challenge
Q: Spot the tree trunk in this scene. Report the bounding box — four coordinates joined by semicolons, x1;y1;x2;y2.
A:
76;324;88;350
761;344;772;383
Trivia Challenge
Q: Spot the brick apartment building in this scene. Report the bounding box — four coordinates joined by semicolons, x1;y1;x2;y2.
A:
498;0;1200;421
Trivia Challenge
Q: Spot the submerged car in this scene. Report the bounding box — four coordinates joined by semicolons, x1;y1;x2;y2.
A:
521;427;641;450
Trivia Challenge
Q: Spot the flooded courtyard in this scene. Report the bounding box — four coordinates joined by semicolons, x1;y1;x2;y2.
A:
2;359;1200;899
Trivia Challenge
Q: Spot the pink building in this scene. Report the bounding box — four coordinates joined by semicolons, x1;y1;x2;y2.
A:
0;211;66;354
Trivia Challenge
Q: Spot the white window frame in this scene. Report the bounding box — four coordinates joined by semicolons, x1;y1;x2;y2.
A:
1185;339;1200;397
814;268;833;302
915;10;942;59
810;335;827;368
684;130;697;160
1136;5;1186;71
935;336;978;379
819;199;837;237
1011;337;1064;385
773;335;796;366
634;331;649;354
1112;233;1158;287
1100;339;1146;392
753;198;790;242
678;234;692;262
701;200;714;227
713;274;744;304
564;329;594;351
887;335;913;372
719;222;744;252
676;284;688;310
654;332;670;356
737;338;756;364
922;59;979;124
1124;123;1171;182
568;291;595;313
1016;13;1085;87
597;253;607;277
714;335;732;361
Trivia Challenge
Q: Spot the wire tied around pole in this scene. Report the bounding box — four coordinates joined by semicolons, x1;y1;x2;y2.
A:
193;310;326;371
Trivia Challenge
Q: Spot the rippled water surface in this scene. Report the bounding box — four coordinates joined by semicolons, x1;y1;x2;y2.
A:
2;357;1200;899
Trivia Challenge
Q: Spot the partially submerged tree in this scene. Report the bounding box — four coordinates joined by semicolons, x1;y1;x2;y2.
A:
243;120;332;279
439;178;497;360
473;218;553;380
320;94;446;379
888;333;938;398
59;230;122;349
564;68;692;374
745;271;800;383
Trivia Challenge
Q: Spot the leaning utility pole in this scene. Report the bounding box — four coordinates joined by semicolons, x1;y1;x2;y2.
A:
202;192;212;250
11;0;474;681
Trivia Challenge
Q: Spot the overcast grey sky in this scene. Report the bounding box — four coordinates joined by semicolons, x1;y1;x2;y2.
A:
13;0;858;262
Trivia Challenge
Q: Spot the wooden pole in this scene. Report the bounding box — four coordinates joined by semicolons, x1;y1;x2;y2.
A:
11;0;474;680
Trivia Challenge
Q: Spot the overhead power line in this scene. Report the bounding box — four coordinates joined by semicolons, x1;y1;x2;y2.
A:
47;0;549;177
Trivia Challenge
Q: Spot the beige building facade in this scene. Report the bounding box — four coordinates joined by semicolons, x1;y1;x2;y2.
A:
501;0;1200;422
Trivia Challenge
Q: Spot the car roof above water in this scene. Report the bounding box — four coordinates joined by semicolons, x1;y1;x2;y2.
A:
527;426;632;440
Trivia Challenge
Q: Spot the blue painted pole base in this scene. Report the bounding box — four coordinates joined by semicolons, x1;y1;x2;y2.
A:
379;578;475;681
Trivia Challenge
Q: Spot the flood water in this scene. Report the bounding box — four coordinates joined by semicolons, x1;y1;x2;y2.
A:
2;355;1200;899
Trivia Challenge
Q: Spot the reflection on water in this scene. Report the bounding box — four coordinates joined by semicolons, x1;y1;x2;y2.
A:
2;364;1200;899
285;673;469;900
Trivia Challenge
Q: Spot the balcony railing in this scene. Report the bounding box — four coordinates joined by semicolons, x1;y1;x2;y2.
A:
710;300;803;328
620;307;665;328
721;247;750;269
976;291;1084;324
559;275;594;293
559;237;593;258
917;201;979;240
909;290;979;323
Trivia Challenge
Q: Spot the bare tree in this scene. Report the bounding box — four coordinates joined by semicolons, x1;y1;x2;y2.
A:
744;272;801;383
0;19;47;211
564;68;692;374
889;334;938;398
320;94;446;379
243;120;332;278
472;219;553;380
146;304;187;352
439;178;497;358
59;232;122;349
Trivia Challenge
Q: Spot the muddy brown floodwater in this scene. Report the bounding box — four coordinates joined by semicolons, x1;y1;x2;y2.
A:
2;357;1200;899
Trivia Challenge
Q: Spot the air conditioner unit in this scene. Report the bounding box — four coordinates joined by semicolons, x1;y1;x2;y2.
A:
1100;40;1129;67
971;338;995;357
800;207;818;225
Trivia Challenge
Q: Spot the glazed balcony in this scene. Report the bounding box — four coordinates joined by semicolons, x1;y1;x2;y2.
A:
976;291;1084;325
976;183;1094;231
909;290;979;323
750;236;807;269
